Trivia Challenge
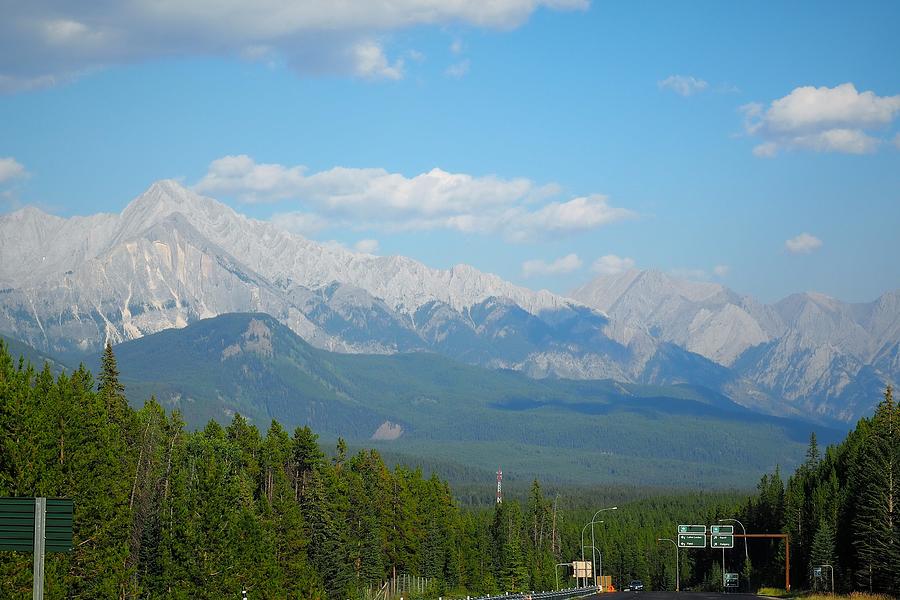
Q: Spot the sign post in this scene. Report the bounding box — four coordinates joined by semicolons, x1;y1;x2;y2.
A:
32;498;46;600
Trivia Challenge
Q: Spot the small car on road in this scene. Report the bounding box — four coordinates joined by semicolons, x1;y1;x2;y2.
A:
629;580;644;591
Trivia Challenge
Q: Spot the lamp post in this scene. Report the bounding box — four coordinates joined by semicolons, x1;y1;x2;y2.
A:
719;518;748;590
590;507;617;591
580;523;595;587
657;538;679;592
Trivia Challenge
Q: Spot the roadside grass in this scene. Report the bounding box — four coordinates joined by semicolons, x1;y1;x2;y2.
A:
758;591;894;600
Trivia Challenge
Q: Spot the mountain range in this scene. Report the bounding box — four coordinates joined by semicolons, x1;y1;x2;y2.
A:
0;180;896;422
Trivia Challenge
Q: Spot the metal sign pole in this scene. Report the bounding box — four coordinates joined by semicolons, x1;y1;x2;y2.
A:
32;497;45;600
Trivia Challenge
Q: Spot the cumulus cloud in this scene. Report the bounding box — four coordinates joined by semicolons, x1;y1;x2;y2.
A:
270;211;330;235
445;59;470;79
0;0;587;91
658;75;708;97
742;83;900;157
354;238;380;254
785;232;823;254
713;264;730;277
195;155;635;241
0;157;28;183
352;41;404;80
591;254;635;275
522;253;582;277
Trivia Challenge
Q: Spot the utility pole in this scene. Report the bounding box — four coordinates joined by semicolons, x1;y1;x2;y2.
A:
496;468;502;504
657;538;679;592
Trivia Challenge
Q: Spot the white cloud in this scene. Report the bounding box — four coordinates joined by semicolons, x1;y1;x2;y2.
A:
713;264;730;277
354;238;380;254
270;211;330;235
0;157;27;183
522;253;582;277
450;39;464;55
785;232;823;254
445;59;470;79
742;83;900;156
0;0;587;91
195;155;634;241
658;75;708;97
591;254;635;276
352;41;404;80
508;195;636;241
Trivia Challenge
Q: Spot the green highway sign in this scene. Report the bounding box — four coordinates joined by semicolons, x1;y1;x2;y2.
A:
678;533;706;548
678;524;706;534
0;498;73;553
711;534;734;548
725;573;739;588
710;525;734;535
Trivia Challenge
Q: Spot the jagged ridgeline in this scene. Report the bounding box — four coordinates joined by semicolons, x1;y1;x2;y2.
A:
0;181;895;425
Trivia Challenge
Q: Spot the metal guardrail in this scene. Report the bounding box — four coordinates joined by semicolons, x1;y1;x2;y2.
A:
467;586;596;600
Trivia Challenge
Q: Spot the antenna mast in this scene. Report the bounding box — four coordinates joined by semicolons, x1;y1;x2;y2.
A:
496;467;503;504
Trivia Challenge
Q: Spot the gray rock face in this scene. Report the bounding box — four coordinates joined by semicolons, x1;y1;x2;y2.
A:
2;180;895;422
0;180;637;376
571;270;899;422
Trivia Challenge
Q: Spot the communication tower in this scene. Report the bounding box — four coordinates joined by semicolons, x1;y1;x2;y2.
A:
496;467;503;504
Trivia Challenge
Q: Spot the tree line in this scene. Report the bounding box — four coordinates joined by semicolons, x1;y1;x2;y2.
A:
0;341;581;598
1;339;897;597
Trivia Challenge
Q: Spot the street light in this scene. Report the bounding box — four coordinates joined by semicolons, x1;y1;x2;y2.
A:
719;518;749;590
590;507;617;590
580;522;600;587
657;538;679;592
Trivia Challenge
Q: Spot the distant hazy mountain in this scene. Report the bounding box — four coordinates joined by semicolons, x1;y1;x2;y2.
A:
1;180;895;422
97;312;841;488
571;270;899;422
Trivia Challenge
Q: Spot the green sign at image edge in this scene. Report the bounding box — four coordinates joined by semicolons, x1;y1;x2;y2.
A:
0;498;73;553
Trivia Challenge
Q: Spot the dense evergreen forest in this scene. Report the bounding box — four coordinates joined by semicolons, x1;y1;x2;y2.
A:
1;340;897;598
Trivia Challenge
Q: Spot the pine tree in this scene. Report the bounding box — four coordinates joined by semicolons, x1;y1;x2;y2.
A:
98;341;128;427
806;432;821;468
810;518;836;571
851;386;899;593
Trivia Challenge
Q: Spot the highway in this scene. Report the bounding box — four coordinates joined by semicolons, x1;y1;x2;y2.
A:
585;593;763;600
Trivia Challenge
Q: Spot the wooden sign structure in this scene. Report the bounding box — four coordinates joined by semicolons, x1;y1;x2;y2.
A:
0;497;73;600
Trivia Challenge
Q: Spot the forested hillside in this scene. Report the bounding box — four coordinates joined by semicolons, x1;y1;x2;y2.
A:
1;340;896;598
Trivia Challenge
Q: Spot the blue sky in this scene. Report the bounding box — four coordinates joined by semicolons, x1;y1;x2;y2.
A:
1;0;898;303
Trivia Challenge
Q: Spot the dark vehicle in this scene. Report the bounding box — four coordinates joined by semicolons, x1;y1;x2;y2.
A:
629;580;644;591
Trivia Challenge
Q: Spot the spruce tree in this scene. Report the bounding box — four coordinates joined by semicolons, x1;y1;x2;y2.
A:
98;341;128;426
851;386;899;593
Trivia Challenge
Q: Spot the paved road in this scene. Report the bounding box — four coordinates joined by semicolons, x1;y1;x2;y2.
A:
585;593;762;600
